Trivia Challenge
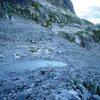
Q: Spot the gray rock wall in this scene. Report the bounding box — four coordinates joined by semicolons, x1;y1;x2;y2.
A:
63;0;75;14
0;0;75;14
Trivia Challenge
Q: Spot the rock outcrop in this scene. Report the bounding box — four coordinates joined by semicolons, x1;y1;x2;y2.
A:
1;0;75;14
0;0;99;47
63;0;75;14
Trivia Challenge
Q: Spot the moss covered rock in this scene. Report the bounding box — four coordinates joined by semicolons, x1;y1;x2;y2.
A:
94;29;100;42
58;31;75;42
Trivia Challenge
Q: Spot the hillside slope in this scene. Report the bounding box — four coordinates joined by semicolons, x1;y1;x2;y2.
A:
0;0;100;47
0;0;100;100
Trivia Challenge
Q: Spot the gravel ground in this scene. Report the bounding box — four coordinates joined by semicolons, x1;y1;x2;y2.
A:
0;67;100;100
0;16;100;100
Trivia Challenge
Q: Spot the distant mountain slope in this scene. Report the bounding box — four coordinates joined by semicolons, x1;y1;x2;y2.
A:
96;23;100;28
0;0;94;26
0;0;100;47
0;0;75;13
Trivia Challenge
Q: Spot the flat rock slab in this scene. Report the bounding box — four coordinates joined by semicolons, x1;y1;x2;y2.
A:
0;60;67;73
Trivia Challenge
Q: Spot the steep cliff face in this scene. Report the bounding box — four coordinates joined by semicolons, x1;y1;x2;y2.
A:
0;0;75;14
46;0;75;14
0;0;89;25
63;0;75;14
0;0;31;6
0;0;99;46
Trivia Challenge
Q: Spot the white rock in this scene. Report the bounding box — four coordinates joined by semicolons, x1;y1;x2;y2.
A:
75;35;81;45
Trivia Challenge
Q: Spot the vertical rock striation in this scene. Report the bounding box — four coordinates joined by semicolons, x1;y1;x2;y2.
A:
63;0;75;14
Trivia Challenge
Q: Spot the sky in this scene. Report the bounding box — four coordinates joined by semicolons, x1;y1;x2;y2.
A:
71;0;100;24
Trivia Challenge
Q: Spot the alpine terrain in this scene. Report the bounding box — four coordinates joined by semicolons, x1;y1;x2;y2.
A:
0;0;100;99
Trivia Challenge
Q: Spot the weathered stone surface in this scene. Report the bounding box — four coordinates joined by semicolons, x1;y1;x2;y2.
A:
63;0;75;14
